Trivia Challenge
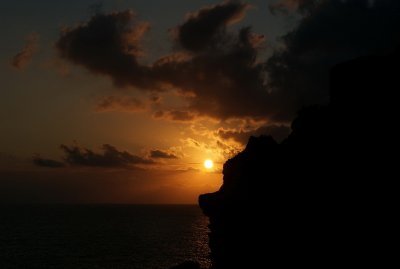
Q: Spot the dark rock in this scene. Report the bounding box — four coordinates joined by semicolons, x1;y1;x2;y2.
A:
199;50;399;268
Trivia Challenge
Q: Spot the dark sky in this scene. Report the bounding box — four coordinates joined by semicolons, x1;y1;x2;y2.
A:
1;0;398;203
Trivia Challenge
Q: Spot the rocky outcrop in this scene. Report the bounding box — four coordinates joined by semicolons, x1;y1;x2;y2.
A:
199;50;399;268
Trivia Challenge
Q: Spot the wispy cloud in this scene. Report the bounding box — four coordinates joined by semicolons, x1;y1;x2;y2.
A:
95;95;146;112
153;110;197;122
33;156;65;168
217;124;290;145
11;33;39;70
33;144;154;169
60;144;154;167
150;150;178;159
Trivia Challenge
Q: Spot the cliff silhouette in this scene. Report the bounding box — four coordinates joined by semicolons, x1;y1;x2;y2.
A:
198;50;399;268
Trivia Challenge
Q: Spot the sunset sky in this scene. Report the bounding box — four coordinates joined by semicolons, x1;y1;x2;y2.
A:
1;0;396;203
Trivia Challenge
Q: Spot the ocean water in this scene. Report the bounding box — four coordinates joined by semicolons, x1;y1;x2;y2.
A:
0;205;210;269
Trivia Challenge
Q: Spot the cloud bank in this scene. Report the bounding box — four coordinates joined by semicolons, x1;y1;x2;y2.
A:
150;150;178;159
55;2;275;121
33;144;153;168
56;0;400;124
265;0;400;118
33;156;65;168
60;144;153;167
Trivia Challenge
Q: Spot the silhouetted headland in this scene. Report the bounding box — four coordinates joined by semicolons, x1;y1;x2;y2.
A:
197;50;399;268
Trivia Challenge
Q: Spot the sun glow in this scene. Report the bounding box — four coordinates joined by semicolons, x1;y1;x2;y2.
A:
204;159;214;169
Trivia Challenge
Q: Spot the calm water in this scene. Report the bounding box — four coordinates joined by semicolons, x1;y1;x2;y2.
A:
0;205;210;269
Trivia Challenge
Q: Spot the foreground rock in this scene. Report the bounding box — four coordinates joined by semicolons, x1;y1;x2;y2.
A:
199;50;398;268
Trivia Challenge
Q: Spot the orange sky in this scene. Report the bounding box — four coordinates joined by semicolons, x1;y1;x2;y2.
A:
0;0;294;203
1;0;394;203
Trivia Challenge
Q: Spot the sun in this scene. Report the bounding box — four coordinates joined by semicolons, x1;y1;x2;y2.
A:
204;159;214;169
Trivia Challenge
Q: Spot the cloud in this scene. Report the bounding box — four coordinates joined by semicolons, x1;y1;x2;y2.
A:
56;1;400;123
56;10;154;89
181;136;238;161
174;1;251;51
95;95;145;112
11;33;39;70
55;3;275;122
218;124;290;145
154;13;273;121
153;110;196;122
33;156;65;168
269;0;315;14
60;144;154;167
265;0;400;119
182;138;201;149
150;150;178;159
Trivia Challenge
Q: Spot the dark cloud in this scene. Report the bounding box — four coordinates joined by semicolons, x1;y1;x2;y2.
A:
150;150;178;159
56;3;275;121
218;124;290;145
154;21;272;121
56;1;400;123
269;0;315;14
11;33;39;70
151;2;271;120
95;95;145;112
60;144;154;167
56;10;153;89
266;0;400;119
174;1;251;51
33;156;65;168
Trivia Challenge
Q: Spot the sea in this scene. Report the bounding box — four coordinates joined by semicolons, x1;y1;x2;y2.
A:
0;205;210;269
